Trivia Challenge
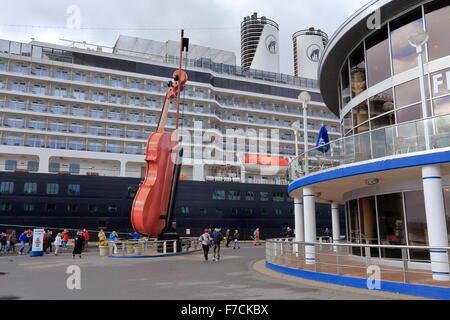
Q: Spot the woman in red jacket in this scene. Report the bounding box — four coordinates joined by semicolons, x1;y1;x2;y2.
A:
62;230;69;250
82;229;90;251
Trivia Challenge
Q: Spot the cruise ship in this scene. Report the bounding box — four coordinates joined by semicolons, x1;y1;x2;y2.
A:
0;34;343;239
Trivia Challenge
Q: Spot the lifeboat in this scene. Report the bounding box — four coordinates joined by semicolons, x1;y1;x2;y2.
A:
242;156;289;175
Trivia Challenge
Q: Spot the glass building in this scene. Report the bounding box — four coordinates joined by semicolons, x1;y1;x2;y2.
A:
288;0;450;281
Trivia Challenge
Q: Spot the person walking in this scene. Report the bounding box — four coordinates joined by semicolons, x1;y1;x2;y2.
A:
212;228;224;262
232;230;240;249
253;228;261;246
0;233;7;254
225;229;231;248
72;231;84;259
109;231;119;255
26;230;33;254
7;231;17;254
54;232;62;256
82;229;90;251
46;231;54;253
199;229;213;261
62;230;69;250
129;231;140;242
18;231;28;255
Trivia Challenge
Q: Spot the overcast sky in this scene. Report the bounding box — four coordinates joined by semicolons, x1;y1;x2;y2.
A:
0;0;370;75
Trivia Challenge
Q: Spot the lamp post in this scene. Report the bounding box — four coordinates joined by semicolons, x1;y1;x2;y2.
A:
408;30;430;149
299;91;311;174
291;121;301;157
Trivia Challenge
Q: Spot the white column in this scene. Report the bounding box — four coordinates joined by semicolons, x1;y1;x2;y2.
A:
422;165;450;281
38;155;49;173
304;187;316;264
294;198;304;242
331;202;341;252
120;161;127;177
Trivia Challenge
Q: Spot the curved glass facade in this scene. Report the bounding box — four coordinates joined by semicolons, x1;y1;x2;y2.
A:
338;0;450;137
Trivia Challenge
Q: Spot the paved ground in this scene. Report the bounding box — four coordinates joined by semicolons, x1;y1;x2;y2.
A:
0;245;417;300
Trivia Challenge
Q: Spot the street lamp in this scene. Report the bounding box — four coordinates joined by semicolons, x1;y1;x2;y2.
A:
408;30;431;149
291;121;301;157
299;91;311;173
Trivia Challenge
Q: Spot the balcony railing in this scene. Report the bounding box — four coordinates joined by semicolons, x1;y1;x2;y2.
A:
288;113;450;182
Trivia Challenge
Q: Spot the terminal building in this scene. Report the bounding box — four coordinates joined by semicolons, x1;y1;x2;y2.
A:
0;32;341;237
288;0;450;280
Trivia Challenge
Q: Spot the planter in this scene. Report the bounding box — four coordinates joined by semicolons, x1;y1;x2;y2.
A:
99;246;109;256
133;246;143;256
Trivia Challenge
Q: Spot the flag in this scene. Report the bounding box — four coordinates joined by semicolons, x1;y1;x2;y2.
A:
316;126;330;153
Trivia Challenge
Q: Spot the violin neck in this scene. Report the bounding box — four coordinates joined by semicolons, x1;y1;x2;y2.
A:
157;94;172;130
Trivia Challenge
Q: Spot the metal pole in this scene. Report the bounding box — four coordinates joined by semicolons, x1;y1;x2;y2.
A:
303;101;309;174
416;45;431;150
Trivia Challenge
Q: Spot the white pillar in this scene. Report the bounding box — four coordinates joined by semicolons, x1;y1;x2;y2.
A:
331;202;341;252
38;155;49;173
120;161;127;177
294;198;304;242
304;187;316;264
422;165;450;281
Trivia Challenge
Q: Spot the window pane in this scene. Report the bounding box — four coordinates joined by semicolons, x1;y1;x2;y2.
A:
24;182;37;194
390;9;423;74
371;112;396;130
395;79;421;108
353;101;369;130
369;89;394;119
0;182;14;193
433;95;450;116
359;197;379;257
404;190;429;261
366;25;391;86
348;199;361;256
46;183;59;195
350;44;367;98
425;1;450;61
377;193;406;258
27;161;39;172
68;184;80;195
340;61;351;106
5;160;17;171
396;104;422;123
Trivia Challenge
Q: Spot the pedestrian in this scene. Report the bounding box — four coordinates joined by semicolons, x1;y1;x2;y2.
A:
129;231;140;242
98;229;107;242
211;228;224;262
225;229;231;248
54;232;62;256
232;230;240;249
18;230;28;255
72;231;84;259
7;231;17;253
82;229;90;251
253;228;261;246
109;231;119;254
287;227;294;238
198;229;213;261
26;230;33;254
62;230;69;250
0;233;7;254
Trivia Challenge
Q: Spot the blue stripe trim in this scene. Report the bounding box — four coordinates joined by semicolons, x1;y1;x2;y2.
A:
288;150;450;193
108;249;202;259
432;271;450;275
423;176;441;180
266;261;450;300
430;250;448;253
305;258;316;261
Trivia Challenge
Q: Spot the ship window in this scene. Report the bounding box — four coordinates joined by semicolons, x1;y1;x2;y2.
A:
5;160;17;171
49;162;60;173
46;183;59;195
275;209;283;216
0;182;14;193
231;208;239;216
47;204;56;212
212;190;226;200
68;184;80;196
108;204;118;213
0;203;12;211
24;204;35;212
89;204;98;213
273;192;284;202
199;208;207;215
68;204;78;212
69;164;80;174
228;191;241;201
181;207;190;215
215;208;223;215
128;186;138;198
261;208;268;216
245;192;255;201
24;182;37;194
245;208;254;215
260;192;269;201
27;161;39;172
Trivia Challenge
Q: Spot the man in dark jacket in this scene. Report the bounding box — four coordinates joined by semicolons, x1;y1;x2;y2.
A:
211;228;224;262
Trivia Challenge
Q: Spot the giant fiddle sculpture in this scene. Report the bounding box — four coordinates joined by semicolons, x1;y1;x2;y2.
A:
131;31;189;237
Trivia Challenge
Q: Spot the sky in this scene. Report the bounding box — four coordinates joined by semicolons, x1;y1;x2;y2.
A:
0;0;370;75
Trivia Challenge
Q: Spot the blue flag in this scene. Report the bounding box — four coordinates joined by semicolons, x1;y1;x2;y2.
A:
316;126;330;153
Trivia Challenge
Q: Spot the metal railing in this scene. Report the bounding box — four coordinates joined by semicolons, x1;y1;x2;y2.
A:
108;238;201;257
288;113;450;181
266;239;450;284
